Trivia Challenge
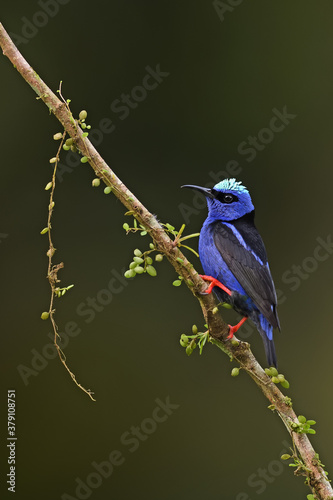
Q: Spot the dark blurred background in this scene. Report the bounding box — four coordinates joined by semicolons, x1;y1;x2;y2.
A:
1;2;333;499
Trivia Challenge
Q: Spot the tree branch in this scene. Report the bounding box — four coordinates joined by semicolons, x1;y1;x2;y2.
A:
1;22;331;499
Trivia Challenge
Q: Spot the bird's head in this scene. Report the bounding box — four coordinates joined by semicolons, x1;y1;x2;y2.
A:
182;178;254;221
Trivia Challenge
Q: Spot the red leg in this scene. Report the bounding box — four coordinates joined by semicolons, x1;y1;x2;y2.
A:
199;275;232;297
227;317;248;339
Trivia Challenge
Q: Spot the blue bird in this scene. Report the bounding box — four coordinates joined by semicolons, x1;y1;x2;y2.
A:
182;178;280;367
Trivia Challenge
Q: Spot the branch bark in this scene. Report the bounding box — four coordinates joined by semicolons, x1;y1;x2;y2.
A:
1;22;331;499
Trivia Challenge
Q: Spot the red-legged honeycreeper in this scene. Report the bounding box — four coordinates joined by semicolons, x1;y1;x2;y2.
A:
182;178;280;367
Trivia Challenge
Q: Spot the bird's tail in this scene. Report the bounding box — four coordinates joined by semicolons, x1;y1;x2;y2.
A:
258;316;277;368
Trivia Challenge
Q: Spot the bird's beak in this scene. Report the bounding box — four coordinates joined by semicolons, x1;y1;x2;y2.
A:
181;184;215;199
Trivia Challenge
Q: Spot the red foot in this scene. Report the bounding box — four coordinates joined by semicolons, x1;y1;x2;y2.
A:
227;317;248;339
199;275;232;297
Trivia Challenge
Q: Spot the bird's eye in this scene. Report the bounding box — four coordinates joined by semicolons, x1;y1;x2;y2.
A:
223;194;234;203
218;193;237;204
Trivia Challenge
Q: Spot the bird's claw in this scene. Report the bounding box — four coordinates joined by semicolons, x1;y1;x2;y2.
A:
199;275;232;297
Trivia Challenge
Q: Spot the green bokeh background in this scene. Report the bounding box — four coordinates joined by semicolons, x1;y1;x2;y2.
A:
1;2;333;499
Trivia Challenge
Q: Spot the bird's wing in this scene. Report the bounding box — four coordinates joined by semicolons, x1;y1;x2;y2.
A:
213;220;280;329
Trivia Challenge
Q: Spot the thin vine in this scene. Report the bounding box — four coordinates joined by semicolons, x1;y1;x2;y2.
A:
40;93;95;401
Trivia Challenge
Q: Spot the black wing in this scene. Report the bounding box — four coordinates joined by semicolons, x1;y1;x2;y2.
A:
213;213;280;329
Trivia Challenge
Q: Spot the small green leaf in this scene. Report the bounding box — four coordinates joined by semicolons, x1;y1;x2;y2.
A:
146;256;153;265
307;429;316;435
135;266;144;274
307;420;316;426
134;249;142;257
45;181;53;190
49;157;57;164
41;311;49;320
123;223;130;231
104;186;112;194
281;454;291;460
53;132;63;140
40;227;49;234
298;415;307;424
140;231;147;236
81;156;89;163
82;132;89;137
192;325;198;334
280;380;290;389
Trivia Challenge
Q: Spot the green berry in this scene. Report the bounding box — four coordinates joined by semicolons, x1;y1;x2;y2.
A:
81;156;89;163
155;254;163;262
81;123;87;129
79;110;87;121
186;346;193;356
271;376;280;384
92;178;100;187
146;256;153;265
129;262;138;269
65;138;73;146
41;311;49;320
146;265;157;277
53;132;63;140
133;257;144;264
180;339;187;347
124;270;136;278
149;243;155;250
172;280;182;286
134;266;144;274
134;249;142;257
49;157;57;164
277;374;285;382
63;144;70;151
123;223;130;231
192;325;198;334
181;334;189;344
231;339;240;346
104;186;112;194
212;307;219;314
231;367;240;377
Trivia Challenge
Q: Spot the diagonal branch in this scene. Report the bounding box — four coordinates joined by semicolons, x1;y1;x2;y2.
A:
1;22;331;499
